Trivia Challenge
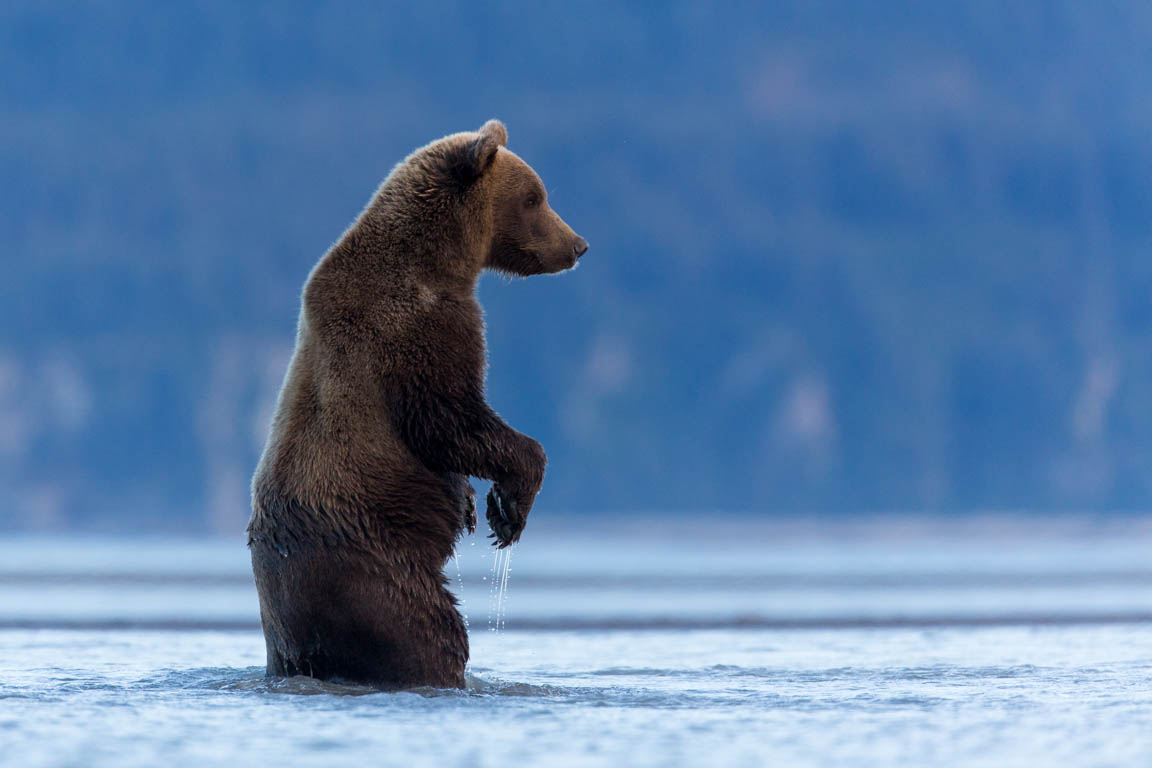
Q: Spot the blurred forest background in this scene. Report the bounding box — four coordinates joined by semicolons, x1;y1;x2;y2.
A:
4;2;1152;532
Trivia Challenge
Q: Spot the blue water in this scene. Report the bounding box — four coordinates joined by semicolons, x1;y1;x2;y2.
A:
3;517;1152;767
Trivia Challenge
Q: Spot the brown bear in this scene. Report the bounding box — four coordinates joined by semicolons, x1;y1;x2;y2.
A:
247;120;586;689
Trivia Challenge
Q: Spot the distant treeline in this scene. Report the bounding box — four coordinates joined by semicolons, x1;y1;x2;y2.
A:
3;1;1152;530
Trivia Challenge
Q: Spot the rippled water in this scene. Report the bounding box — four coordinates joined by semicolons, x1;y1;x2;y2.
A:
4;518;1152;766
6;627;1152;767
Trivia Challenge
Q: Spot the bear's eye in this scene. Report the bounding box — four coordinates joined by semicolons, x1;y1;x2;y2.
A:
525;192;539;209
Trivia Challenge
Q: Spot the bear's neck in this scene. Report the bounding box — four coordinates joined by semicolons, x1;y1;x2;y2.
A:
353;197;486;298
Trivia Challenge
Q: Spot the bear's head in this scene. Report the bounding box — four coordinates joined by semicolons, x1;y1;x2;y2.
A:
440;120;588;277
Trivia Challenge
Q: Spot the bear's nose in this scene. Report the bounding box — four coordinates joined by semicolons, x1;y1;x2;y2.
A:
573;237;589;259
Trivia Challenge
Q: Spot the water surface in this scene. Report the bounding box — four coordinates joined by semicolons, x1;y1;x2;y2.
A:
3;517;1152;767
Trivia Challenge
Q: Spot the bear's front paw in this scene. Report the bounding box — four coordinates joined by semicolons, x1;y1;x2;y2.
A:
447;473;477;534
486;483;525;548
462;487;477;535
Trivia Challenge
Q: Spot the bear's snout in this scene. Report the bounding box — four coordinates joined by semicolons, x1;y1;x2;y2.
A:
573;237;589;259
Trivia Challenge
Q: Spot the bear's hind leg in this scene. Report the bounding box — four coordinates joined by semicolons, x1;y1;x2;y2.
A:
331;573;469;689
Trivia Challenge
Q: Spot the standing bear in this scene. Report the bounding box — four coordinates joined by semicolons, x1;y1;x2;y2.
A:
247;120;587;689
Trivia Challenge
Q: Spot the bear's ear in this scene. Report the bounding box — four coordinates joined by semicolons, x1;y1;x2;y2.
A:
446;120;507;188
477;119;508;148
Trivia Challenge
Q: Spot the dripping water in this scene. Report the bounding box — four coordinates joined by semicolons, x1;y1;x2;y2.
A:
488;545;513;632
485;544;513;633
452;552;469;631
487;545;500;632
500;546;514;631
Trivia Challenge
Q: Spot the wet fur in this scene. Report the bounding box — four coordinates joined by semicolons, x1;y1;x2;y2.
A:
248;120;584;689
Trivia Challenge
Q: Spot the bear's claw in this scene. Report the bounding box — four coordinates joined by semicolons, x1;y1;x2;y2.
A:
485;484;523;548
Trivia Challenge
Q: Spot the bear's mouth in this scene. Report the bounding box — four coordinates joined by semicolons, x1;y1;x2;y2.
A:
536;250;581;275
557;252;581;273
